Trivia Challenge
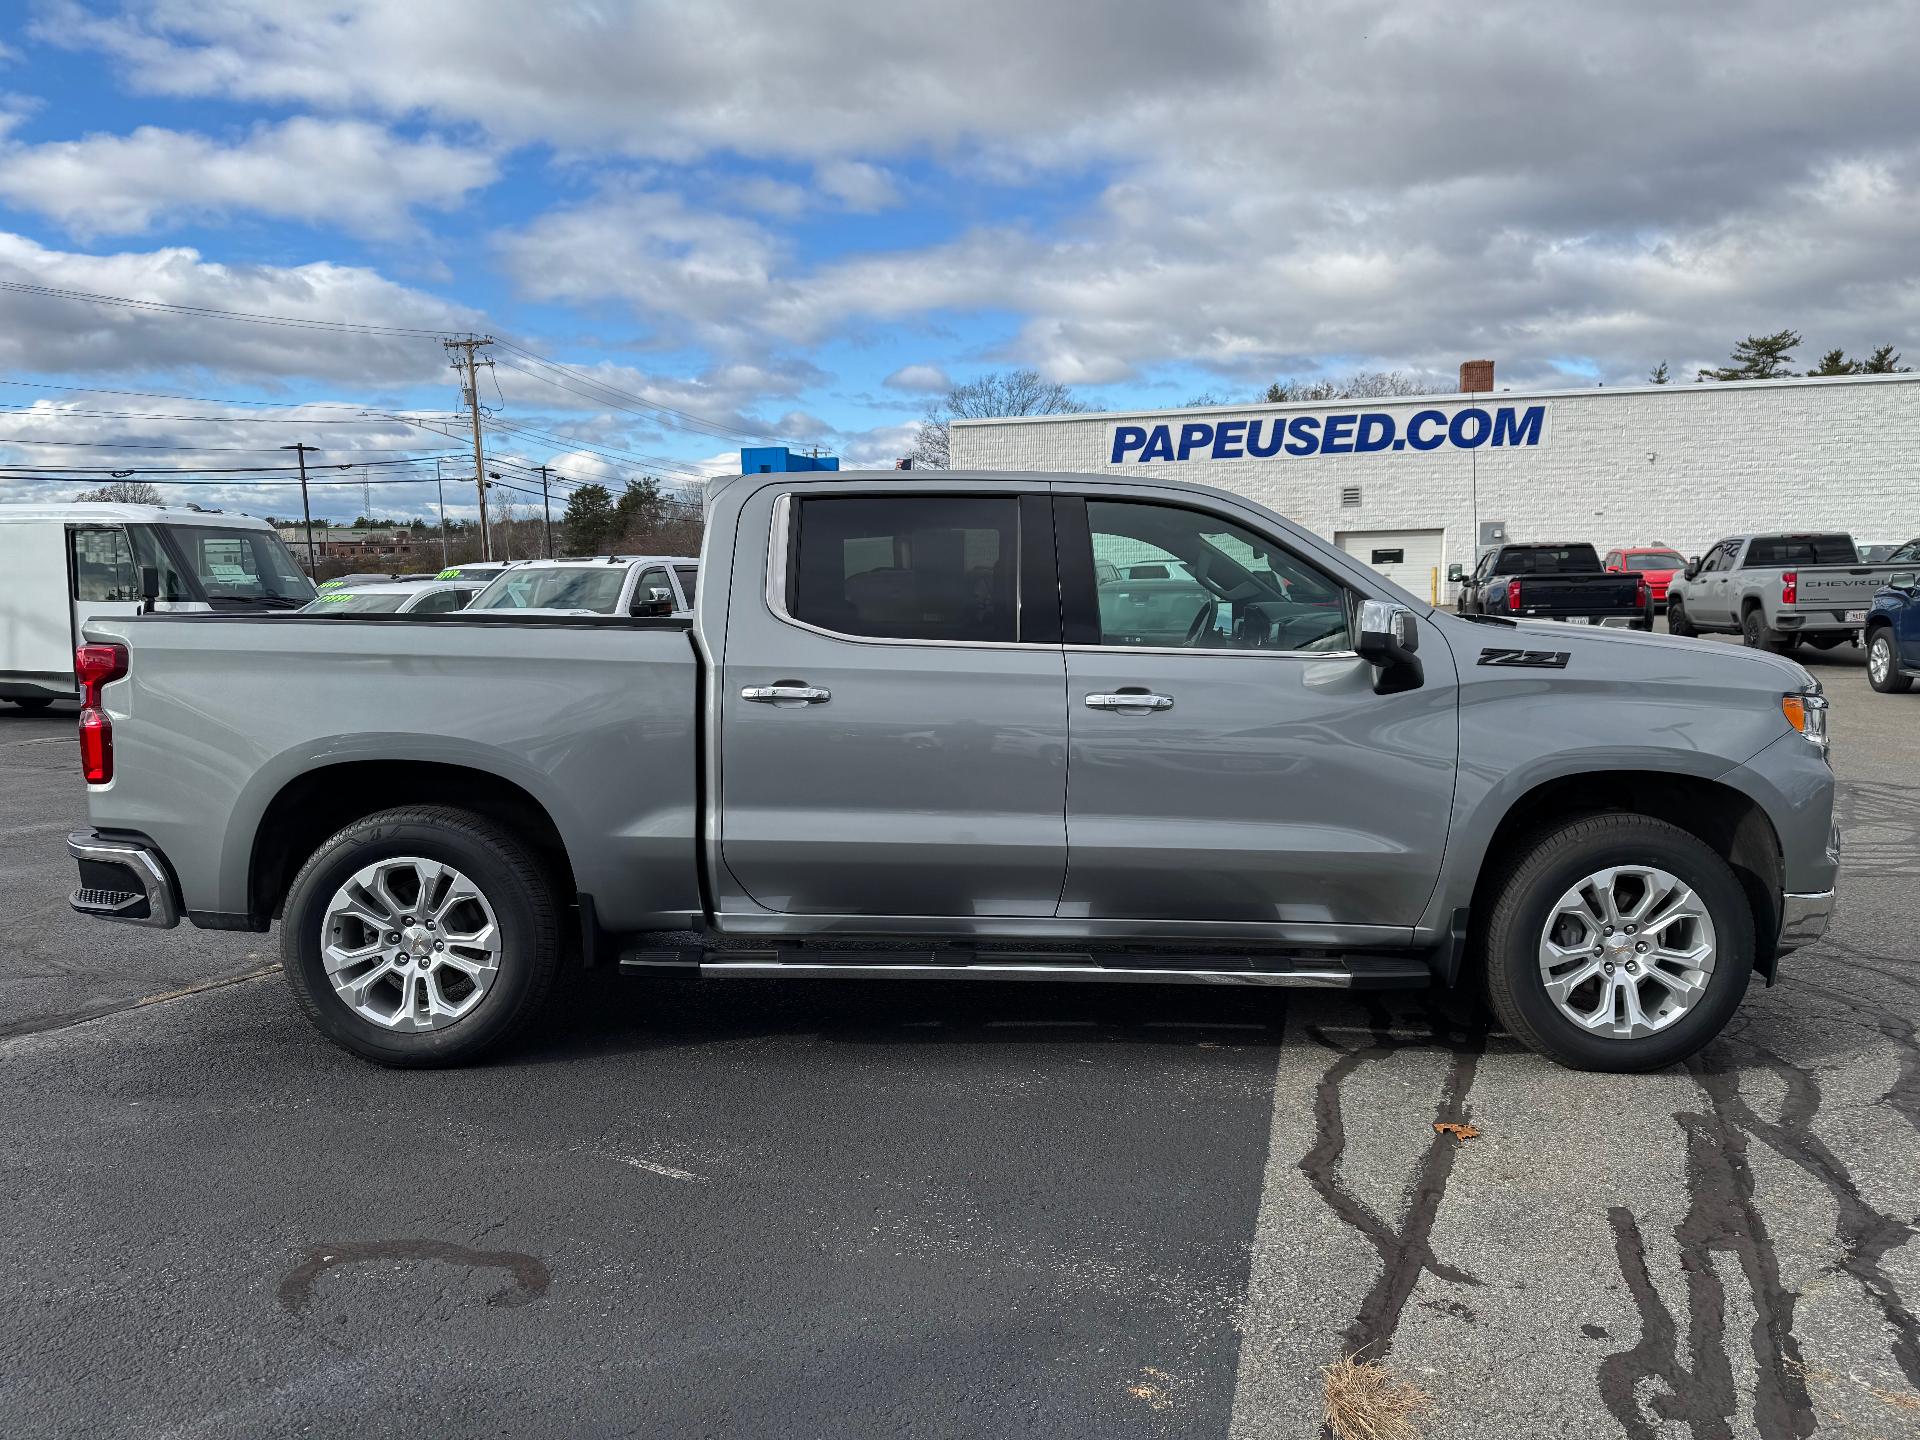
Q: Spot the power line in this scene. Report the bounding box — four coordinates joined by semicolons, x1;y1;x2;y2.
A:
0;279;467;337
0;434;460;454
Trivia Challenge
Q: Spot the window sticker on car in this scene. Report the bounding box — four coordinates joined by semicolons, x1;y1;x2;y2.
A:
436;567;461;580
1478;647;1571;668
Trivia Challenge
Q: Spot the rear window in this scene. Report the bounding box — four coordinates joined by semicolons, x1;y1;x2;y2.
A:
1745;535;1857;567
1499;545;1600;574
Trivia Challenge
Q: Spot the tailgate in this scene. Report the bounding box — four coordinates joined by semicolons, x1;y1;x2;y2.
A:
1793;567;1898;607
1514;574;1642;614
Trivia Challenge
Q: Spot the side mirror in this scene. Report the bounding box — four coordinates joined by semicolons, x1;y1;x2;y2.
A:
1893;571;1918;590
630;595;673;618
1446;563;1464;583
1683;558;1701;579
139;566;160;613
1356;600;1423;695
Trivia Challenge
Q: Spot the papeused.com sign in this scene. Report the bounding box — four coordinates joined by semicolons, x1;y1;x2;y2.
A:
1107;403;1550;465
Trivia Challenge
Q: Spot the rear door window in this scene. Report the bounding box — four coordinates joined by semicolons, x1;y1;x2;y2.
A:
68;528;139;601
788;495;1020;643
673;565;698;607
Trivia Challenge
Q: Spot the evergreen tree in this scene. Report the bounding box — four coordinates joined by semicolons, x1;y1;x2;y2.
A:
1860;343;1908;373
1647;362;1670;384
1806;348;1857;376
561;482;616;554
1698;330;1801;381
611;476;667;542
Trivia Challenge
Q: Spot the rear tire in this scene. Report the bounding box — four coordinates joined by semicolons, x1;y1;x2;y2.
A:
1478;814;1753;1072
281;805;563;1067
1742;607;1790;653
1868;629;1912;693
1666;599;1696;637
9;697;53;711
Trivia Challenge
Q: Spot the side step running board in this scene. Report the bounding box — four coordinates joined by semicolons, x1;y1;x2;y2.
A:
617;948;1433;990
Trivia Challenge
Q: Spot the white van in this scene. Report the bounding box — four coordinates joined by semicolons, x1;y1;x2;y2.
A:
0;503;315;707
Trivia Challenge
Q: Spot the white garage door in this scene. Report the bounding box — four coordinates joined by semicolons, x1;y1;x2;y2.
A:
1335;528;1447;602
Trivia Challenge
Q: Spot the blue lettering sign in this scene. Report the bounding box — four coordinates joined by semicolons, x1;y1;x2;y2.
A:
1105;403;1547;464
1354;412;1394;453
1492;404;1545;447
1247;418;1285;457
1405;409;1447;451
1177;422;1213;461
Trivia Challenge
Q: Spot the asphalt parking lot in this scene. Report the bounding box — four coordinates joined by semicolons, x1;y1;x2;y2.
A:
2;634;1916;1439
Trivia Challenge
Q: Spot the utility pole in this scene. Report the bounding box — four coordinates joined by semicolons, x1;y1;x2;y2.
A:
443;335;495;559
535;464;553;557
280;443;319;572
434;457;449;565
488;471;510;560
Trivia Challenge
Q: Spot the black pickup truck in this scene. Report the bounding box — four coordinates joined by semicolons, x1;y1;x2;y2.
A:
1455;542;1652;628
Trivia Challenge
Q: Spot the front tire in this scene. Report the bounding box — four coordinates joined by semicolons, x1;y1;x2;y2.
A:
1868;628;1912;693
1479;814;1753;1072
281;806;563;1067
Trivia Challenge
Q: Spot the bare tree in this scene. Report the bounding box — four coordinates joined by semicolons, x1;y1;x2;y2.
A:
74;480;163;505
911;369;1089;469
1263;370;1431;403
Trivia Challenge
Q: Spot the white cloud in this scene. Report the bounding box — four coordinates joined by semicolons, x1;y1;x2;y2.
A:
0;231;479;383
814;159;897;212
0;117;496;238
882;364;950;393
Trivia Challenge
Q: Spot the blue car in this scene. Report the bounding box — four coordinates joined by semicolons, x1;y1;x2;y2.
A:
1865;538;1920;693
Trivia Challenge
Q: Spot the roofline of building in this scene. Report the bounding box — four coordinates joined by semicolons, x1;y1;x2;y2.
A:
949;369;1920;429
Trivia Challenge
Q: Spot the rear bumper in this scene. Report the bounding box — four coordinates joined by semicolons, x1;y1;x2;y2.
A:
1778;889;1836;952
67;831;181;929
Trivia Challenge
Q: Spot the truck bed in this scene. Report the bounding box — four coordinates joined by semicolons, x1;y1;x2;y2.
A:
77;611;704;932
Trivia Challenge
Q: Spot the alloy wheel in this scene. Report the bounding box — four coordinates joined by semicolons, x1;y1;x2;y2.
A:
320;856;502;1030
1536;865;1717;1039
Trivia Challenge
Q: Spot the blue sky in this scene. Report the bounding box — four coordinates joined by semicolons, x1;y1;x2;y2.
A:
0;1;1914;523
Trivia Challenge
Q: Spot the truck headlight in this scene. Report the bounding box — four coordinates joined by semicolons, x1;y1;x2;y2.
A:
1781;691;1829;752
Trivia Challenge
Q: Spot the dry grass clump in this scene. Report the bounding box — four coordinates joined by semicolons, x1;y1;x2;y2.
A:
1321;1353;1433;1440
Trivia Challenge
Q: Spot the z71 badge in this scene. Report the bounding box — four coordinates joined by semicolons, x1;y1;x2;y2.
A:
1478;647;1572;669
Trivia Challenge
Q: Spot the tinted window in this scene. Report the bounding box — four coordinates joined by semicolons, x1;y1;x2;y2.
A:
1496;545;1601;574
790;496;1018;643
1745;535;1858;567
69;527;139;601
1370;548;1405;565
1889;539;1920;565
674;566;698;606
1623;550;1685;569
1082;500;1350;652
409;588;464;613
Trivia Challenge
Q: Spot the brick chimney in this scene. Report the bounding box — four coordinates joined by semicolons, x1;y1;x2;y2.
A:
1458;358;1494;393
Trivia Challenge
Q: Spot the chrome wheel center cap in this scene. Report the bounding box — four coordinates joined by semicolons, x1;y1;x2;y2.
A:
401;924;434;956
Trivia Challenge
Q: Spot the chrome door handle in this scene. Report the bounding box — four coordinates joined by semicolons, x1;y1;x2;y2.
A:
1084;691;1173;712
741;685;831;705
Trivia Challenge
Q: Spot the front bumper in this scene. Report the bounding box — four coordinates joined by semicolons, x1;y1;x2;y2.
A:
1779;889;1836;952
67;831;181;928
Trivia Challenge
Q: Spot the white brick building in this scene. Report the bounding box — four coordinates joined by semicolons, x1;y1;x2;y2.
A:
949;371;1920;603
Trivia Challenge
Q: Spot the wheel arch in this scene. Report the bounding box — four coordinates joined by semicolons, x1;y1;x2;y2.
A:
248;761;577;927
1465;769;1784;981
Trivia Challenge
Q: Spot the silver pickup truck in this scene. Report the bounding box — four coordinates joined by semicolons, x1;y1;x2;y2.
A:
65;471;1839;1073
1666;532;1908;652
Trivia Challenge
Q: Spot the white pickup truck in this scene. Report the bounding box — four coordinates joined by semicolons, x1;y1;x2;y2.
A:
1666;532;1910;652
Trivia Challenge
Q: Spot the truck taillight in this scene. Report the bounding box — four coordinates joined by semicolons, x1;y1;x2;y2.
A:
74;643;127;785
1508;578;1524;611
1782;570;1796;605
1636;575;1650;610
78;706;113;784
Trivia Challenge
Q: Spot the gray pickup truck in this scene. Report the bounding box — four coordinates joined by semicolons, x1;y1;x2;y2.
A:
1666;532;1908;652
65;472;1839;1073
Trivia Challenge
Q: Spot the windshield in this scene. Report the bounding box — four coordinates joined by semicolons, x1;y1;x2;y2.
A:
1622;550;1685;570
304;591;410;614
161;525;315;606
470;566;628;613
1745;535;1857;567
